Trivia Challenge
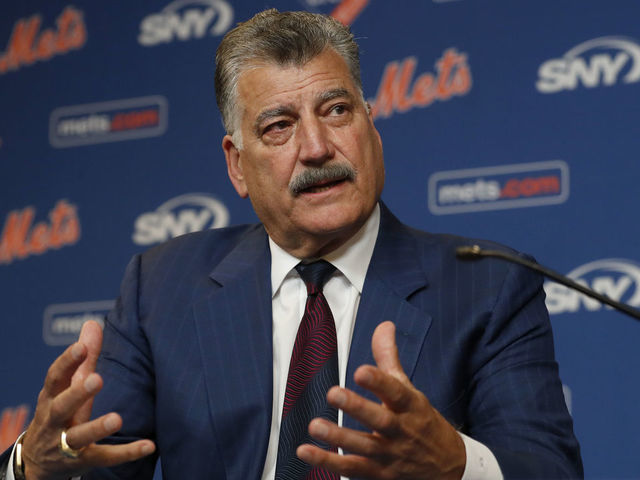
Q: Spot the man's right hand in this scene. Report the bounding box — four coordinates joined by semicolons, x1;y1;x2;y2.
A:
20;321;155;480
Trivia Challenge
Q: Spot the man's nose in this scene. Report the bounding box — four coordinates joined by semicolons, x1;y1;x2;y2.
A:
297;118;334;164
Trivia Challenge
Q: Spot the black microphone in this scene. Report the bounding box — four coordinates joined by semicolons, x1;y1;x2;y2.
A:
456;245;640;321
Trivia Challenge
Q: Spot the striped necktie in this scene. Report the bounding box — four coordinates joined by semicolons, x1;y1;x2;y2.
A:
275;260;340;480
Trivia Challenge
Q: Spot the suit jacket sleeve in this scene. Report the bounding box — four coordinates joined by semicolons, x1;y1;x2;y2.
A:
451;253;583;478
84;253;158;479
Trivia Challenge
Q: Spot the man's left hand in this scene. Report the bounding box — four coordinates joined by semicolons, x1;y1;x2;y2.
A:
297;321;466;480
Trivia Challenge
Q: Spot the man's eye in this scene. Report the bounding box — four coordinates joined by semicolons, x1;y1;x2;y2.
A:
264;120;289;134
330;104;347;115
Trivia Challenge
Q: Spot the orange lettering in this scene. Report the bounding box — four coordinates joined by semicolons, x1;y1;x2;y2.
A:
36;29;56;60
111;110;159;131
0;406;30;452
371;58;418;119
0;16;41;73
395;59;416;112
331;0;369;26
0;6;87;76
49;199;81;246
500;176;561;199
0;200;80;265
56;6;87;51
29;222;50;254
371;50;473;119
412;72;436;107
501;179;520;198
371;62;399;118
0;207;34;264
449;52;472;95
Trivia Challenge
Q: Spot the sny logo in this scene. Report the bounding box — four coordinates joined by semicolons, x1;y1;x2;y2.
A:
537;36;640;93
0;200;81;265
0;6;87;75
133;193;230;246
545;259;640;315
139;0;233;47
50;96;168;148
428;161;569;215
370;49;472;120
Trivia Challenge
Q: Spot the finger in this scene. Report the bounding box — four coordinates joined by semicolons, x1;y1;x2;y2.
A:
80;440;156;468
308;418;388;458
43;342;88;397
65;413;122;450
49;373;103;427
326;386;401;437
73;320;104;383
73;321;104;423
371;322;407;382
353;365;416;413
297;444;389;480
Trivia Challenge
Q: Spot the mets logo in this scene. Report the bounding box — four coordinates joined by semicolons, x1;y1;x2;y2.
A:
545;259;640;316
428;160;569;215
0;200;81;265
370;49;472;120
49;96;168;148
133;193;230;246
0;5;87;75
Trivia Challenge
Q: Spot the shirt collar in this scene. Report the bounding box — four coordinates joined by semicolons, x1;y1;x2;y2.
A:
269;203;380;297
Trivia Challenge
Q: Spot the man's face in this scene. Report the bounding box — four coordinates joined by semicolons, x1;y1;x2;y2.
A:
222;48;384;258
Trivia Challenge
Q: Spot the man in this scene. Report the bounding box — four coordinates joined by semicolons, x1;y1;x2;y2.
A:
1;9;582;480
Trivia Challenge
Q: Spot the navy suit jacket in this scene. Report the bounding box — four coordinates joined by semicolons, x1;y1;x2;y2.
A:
1;204;582;479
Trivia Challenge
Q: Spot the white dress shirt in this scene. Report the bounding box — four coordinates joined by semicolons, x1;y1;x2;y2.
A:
260;204;502;480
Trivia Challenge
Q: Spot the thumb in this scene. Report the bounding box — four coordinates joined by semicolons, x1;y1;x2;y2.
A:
371;321;408;383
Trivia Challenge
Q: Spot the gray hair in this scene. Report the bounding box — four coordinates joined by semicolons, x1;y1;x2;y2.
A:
214;9;363;149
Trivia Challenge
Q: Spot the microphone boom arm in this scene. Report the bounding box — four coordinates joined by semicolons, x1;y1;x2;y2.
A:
456;245;640;321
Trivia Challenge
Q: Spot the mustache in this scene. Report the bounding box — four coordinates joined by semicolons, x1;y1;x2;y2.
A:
289;164;357;196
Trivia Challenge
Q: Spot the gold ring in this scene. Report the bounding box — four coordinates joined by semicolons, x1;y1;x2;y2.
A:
59;430;84;459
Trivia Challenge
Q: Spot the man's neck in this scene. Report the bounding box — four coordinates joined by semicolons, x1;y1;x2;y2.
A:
269;203;380;297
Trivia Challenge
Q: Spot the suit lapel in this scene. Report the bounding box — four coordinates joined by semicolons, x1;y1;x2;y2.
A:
344;204;433;431
191;225;273;479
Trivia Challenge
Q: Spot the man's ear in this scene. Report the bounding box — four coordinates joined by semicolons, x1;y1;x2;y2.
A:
222;135;249;198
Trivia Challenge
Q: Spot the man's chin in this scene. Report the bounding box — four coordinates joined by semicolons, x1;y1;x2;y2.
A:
297;209;368;240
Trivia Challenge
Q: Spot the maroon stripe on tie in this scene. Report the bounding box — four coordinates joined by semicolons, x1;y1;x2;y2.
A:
282;291;337;417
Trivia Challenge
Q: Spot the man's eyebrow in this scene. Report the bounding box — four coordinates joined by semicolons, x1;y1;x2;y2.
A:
317;88;356;105
253;105;295;135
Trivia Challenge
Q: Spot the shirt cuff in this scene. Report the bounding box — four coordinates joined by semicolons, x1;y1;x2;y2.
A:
6;442;17;480
459;432;503;480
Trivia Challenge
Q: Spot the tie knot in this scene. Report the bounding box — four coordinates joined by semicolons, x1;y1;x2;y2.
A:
295;260;336;295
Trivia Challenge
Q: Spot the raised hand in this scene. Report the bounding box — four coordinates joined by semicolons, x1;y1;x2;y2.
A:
20;321;155;480
297;321;466;480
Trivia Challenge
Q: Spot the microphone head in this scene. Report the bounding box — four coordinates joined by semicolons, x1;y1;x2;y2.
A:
456;245;483;259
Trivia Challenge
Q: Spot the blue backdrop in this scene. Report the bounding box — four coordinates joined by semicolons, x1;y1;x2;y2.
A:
1;1;639;478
